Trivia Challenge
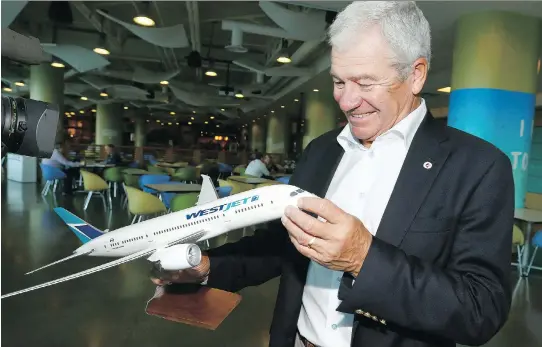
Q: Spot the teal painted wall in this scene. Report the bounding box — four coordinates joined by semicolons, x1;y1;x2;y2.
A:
527;127;542;194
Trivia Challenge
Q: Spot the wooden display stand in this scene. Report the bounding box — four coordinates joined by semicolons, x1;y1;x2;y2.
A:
145;284;242;330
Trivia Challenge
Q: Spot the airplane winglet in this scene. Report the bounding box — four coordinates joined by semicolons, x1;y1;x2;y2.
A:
197;175;219;206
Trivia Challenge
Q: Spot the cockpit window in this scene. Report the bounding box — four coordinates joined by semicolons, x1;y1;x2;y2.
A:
290;188;305;197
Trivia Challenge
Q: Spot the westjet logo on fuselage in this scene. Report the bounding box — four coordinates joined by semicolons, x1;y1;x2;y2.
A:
186;195;260;220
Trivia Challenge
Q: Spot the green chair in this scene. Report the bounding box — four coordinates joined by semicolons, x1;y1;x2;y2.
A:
172;166;198;183
147;165;166;174
103;167;125;198
169;193;199;212
512;225;526;276
124;186;167;224
233;165;246;175
80;170;110;211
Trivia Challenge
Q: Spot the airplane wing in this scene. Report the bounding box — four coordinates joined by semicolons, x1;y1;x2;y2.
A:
1;248;157;299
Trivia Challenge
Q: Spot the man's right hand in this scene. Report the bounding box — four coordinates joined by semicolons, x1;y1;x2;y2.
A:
150;252;210;286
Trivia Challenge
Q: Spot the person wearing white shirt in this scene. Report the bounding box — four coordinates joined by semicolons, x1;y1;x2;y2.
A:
244;153;271;178
42;143;81;194
151;2;514;347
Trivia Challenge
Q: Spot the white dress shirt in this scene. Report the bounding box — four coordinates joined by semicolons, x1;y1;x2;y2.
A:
244;159;270;177
297;100;427;347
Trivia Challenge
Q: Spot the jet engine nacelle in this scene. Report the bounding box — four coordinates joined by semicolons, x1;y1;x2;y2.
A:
149;244;202;271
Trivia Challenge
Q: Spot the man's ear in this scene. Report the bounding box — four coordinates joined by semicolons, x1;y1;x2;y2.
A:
411;58;428;95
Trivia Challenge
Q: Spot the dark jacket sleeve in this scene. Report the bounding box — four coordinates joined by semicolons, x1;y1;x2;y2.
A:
337;152;514;346
206;142;315;292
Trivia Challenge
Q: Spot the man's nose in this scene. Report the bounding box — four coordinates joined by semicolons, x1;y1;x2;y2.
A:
337;85;364;112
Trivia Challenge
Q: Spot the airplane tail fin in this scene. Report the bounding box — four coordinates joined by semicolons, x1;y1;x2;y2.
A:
53;208;103;244
197;174;219;205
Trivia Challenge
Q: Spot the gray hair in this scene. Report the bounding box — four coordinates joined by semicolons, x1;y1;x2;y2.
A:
328;1;431;80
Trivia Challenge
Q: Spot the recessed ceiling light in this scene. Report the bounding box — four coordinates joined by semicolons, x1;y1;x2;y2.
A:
294;98;299;102
79;110;84;114
313;89;319;92
70;112;75;115
216;125;220;128
210;116;215;119
170;111;176;115
51;62;65;68
146;120;149;122
91;109;96;113
193;110;196;114
176;122;179;125
14;81;25;87
133;16;155;27
281;105;285;108
220;108;225;111
160;80;169;85
205;70;217;77
191;117;194;120
156;120;160;123
168;122;172;125
276;56;291;64
100;92;108;97
204;121;209;124
124;106;128;110
235;92;244;98
93;47;110;55
81;96;88;101
271;110;275;113
437;87;451;93
2;87;12;92
188;122;192;125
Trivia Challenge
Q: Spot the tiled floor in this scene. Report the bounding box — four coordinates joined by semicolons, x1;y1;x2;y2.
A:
1;180;541;346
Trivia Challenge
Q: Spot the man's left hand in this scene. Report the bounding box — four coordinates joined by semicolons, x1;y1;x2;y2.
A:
281;197;373;277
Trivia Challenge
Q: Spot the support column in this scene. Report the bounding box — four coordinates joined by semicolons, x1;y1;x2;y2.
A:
29;63;64;143
448;11;541;208
134;116;146;147
250;121;266;153
266;113;290;154
302;89;340;149
95;103;123;146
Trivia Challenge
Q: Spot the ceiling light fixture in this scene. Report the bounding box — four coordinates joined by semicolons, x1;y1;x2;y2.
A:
168;122;172;125
81;96;88;101
190;117;195;120
271;110;275;113
91;109;96;113
133;15;155;27
188;122;192;125
15;81;25;87
204;121;209;124
100;92;108;97
160;80;169;85
2;87;12;92
70;112;75;115
192;110;196;114
176;122;179;125
313;89;319;92
437;87;451;93
170;111;176;115
294;98;299;102
281;105;285;108
93;47;110;55
216;125;220;128
235;91;244;98
277;55;291;64
210;116;215;119
124;106;129;110
205;70;217;77
51;62;65;68
80;110;84;114
220;108;225;111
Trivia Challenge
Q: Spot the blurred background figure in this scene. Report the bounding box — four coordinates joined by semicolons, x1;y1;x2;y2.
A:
41;141;81;195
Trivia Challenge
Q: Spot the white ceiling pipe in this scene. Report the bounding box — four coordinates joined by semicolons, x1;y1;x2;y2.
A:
226;28;247;53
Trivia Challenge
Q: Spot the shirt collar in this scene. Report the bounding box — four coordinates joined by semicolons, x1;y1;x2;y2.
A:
337;98;427;152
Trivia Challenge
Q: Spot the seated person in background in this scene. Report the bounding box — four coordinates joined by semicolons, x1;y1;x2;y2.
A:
199;160;220;188
41;142;80;195
244;153;272;179
103;144;122;165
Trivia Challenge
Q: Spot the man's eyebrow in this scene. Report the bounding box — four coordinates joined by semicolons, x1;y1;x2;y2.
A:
330;72;379;82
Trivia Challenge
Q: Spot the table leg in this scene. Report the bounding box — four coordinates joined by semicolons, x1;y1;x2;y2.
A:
521;222;533;276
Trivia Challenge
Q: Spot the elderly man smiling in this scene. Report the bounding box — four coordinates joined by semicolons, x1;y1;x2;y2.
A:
152;2;514;347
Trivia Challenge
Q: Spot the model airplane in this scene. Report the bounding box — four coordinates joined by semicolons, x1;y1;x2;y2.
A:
1;175;313;299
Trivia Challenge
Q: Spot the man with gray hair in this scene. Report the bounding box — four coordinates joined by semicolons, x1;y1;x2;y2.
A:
152;2;513;346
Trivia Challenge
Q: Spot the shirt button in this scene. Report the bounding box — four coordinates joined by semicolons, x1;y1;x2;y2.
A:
331;324;338;330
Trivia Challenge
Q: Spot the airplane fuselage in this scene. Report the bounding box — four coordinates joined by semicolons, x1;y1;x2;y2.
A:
77;184;311;257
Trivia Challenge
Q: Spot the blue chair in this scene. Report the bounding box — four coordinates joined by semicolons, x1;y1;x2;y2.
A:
526;230;542;276
139;174;171;194
276;176;290;184
217;186;232;198
218;162;233;178
40;164;67;196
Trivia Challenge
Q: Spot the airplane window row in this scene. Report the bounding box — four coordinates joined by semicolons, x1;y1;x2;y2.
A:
235;203;264;213
153;215;221;236
121;236;144;244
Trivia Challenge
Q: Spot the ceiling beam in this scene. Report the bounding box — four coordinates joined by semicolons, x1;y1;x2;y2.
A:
71;2;124;52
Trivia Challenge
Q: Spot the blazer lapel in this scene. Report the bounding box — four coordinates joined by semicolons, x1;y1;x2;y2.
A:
310;135;345;198
376;113;451;247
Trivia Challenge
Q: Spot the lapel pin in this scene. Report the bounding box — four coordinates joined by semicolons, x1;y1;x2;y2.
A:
423;161;433;169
